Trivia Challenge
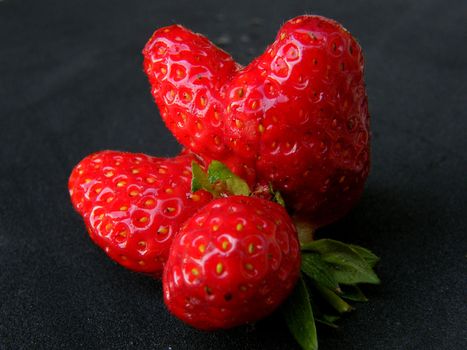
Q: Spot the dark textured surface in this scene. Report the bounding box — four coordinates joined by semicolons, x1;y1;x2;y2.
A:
1;0;466;349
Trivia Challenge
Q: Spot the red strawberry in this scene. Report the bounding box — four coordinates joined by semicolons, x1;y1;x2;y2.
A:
68;151;212;276
163;196;301;330
143;15;370;228
142;24;255;185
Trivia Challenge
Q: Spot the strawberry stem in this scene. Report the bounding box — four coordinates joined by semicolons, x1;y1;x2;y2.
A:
313;283;353;314
294;217;314;244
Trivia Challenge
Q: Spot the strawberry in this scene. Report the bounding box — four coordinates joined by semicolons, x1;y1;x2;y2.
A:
68;151;212;276
143;15;370;228
142;25;255;185
163;195;301;330
142;24;256;185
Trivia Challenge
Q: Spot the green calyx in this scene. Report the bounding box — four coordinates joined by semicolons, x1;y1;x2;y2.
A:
283;239;380;350
192;160;381;350
191;161;286;206
268;182;285;207
191;160;251;197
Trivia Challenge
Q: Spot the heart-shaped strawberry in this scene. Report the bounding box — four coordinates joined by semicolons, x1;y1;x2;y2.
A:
68;151;212;276
143;15;370;228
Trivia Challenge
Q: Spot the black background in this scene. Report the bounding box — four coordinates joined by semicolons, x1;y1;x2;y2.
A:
1;0;466;349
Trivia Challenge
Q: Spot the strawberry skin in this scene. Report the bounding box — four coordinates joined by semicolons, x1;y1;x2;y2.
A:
227;15;370;227
143;25;256;185
144;15;370;228
68;151;212;276
163;196;301;330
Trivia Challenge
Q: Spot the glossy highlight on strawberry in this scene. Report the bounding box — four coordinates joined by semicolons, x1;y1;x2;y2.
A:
68;151;212;276
143;15;370;228
163;196;301;330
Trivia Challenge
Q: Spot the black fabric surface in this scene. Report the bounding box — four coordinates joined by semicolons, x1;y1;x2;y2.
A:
1;0;466;349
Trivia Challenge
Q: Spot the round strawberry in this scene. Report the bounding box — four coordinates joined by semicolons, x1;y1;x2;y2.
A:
163;196;301;330
144;15;370;228
68;151;212;276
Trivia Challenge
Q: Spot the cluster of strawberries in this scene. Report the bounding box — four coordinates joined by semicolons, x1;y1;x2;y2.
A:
69;15;378;348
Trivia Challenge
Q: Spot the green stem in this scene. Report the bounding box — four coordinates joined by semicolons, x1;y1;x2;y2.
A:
314;283;353;314
294;217;314;244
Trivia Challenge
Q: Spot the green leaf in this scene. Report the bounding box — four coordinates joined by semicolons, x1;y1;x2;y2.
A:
339;285;368;302
322;314;340;324
273;190;286;207
349;244;380;268
268;182;286;207
282;275;318;350
302;239;380;285
207;160;250;196
316;314;341;328
314;283;353;314
191;161;215;195
301;253;339;291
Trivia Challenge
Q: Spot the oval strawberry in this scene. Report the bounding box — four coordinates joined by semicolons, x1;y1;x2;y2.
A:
163;196;301;330
143;15;370;228
68;151;212;276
